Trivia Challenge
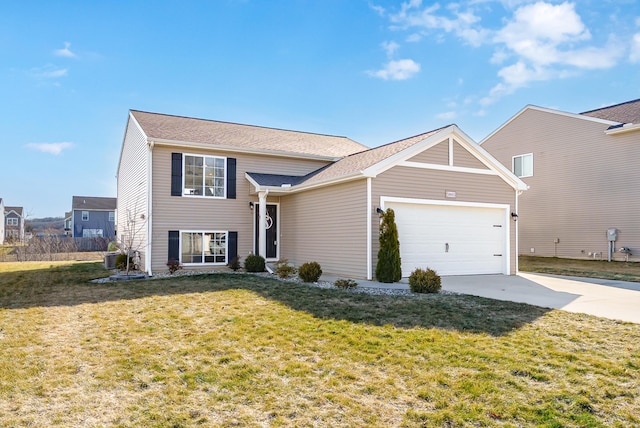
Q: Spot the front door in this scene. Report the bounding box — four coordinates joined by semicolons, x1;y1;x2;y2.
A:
254;204;278;259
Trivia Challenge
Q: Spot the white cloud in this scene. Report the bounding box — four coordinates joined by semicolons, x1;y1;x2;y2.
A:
368;59;421;80
381;40;400;57
389;0;488;47
54;42;77;58
369;3;385;16
631;33;640;62
406;33;422;42
26;142;74;155
436;111;457;120
29;65;68;81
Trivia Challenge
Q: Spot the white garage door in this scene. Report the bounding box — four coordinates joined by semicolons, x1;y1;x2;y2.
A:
386;201;508;276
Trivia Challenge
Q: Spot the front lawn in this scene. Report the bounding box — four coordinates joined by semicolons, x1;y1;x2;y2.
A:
1;262;639;426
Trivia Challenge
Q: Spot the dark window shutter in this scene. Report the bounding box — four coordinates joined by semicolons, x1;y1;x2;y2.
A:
228;231;238;262
171;153;182;196
168;230;180;261
227;158;236;199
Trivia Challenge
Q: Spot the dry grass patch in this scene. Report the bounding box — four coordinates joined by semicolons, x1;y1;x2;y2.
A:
520;255;640;282
1;262;639;426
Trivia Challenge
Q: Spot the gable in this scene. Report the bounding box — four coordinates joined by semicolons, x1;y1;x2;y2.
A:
407;141;448;165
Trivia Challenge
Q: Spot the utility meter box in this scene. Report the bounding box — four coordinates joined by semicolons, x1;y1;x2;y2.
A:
607;228;618;242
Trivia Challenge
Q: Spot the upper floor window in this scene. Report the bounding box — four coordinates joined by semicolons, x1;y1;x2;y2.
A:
513;153;533;178
109;211;115;222
6;218;18;226
82;211;89;221
183;154;226;197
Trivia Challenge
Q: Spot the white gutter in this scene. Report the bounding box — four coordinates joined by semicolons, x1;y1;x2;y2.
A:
605;123;640;135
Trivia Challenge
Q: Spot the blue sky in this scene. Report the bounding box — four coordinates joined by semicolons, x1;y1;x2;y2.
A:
1;0;638;218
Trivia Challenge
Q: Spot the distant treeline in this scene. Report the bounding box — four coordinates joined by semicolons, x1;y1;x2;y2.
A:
27;217;65;232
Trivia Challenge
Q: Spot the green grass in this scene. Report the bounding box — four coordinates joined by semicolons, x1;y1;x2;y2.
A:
520;255;640;282
1;262;639;426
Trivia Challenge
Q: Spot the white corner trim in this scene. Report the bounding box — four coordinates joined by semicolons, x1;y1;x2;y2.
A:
448;137;453;166
366;177;372;280
399;161;498;175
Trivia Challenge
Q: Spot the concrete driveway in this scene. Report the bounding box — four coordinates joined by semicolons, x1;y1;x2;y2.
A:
332;273;640;324
439;273;640;324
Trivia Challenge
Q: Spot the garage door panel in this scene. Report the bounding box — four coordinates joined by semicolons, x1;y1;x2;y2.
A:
386;202;507;276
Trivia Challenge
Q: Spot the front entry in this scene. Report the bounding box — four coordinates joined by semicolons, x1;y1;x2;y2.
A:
254;204;278;260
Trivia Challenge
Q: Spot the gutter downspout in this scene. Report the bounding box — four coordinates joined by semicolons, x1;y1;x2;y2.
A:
515;189;520;274
146;141;154;276
367;178;372;280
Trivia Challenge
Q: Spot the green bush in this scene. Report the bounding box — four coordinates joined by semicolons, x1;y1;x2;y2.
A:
275;259;297;279
115;253;133;270
107;241;120;252
409;268;441;294
244;254;266;273
334;278;358;289
298;261;322;282
375;208;402;283
228;256;242;271
166;259;182;274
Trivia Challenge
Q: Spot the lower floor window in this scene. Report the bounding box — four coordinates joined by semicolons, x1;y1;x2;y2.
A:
181;231;227;264
83;229;104;238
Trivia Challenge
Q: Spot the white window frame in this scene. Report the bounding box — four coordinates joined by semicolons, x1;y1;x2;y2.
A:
512;153;533;178
6;218;18;226
82;211;89;221
82;229;104;238
109;211;115;222
182;153;227;198
179;230;228;266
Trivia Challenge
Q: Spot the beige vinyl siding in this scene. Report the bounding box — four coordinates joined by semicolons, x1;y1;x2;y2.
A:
280;179;368;278
371;166;517;275
150;146;331;271
482;108;640;261
453;140;489;169
117;117;149;269
407;141;449;164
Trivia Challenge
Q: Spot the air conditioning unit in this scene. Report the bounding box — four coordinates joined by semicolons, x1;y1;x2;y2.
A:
104;252;118;269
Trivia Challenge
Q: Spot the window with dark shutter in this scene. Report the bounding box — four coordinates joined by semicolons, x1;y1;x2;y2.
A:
228;231;238;261
227;158;236;199
171;153;182;196
168;230;180;261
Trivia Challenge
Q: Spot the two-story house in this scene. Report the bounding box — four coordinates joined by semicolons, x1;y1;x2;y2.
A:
71;196;117;238
481;99;640;261
118;110;526;278
4;206;25;243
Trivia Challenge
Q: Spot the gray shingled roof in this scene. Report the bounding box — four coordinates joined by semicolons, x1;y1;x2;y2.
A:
248;127;447;187
72;196;117;211
131;110;368;159
5;206;23;216
581;98;640;124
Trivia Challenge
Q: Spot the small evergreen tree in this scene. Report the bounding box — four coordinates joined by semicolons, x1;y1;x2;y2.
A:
375;208;402;283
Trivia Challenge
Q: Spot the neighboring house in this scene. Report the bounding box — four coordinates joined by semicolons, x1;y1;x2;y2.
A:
4;206;25;243
481;99;640;261
71;196;117;238
118;110;526;278
0;198;4;245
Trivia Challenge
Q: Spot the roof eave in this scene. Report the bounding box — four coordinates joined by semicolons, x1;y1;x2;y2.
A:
245;171;365;195
150;138;342;162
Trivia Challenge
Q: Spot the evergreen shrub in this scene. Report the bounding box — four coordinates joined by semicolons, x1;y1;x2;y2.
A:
298;261;322;282
409;268;441;293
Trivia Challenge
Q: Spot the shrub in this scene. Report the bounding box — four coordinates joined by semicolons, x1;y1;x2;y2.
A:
166;259;182;274
334;278;358;289
375;208;402;283
275;259;296;279
244;254;266;273
115;253;133;271
228;256;242;271
409;268;441;294
298;261;322;282
107;241;120;252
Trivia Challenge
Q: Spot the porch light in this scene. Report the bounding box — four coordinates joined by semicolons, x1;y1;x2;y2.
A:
511;212;518;221
249;202;254;210
376;207;384;214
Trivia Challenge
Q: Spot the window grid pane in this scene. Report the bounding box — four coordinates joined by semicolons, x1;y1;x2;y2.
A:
185;155;225;197
182;231;226;264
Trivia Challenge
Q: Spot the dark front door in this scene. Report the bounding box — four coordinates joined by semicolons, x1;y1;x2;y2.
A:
255;204;278;259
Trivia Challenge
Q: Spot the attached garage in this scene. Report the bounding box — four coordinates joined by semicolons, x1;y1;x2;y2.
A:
384;199;510;276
